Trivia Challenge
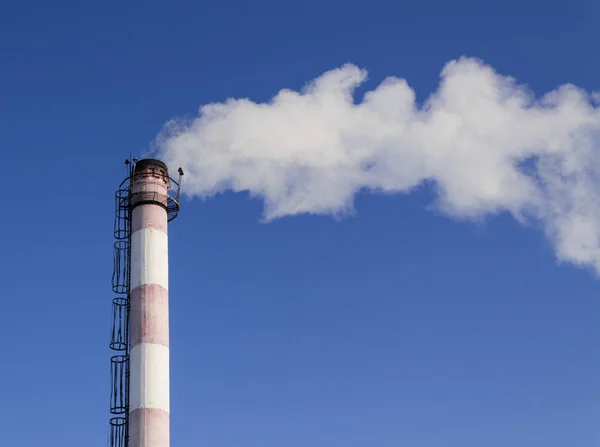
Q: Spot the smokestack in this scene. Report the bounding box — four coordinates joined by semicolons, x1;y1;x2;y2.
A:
109;158;182;446
129;158;174;447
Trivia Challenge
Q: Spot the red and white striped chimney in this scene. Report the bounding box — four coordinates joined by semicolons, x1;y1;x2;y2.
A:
129;159;172;447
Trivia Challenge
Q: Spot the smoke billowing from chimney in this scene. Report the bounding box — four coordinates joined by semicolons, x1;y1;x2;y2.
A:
155;57;600;273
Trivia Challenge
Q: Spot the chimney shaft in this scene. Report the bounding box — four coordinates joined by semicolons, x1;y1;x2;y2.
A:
129;159;171;447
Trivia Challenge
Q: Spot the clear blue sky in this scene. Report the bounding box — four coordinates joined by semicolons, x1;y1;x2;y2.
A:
1;1;600;446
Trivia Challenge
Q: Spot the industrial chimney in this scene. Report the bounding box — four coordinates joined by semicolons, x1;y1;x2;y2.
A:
109;158;183;447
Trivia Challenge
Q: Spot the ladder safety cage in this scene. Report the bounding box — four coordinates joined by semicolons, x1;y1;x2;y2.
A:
108;167;133;447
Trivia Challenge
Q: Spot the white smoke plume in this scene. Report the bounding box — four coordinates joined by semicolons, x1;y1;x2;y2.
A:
155;57;600;273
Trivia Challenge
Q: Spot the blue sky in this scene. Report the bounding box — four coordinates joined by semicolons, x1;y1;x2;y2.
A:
1;1;600;446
